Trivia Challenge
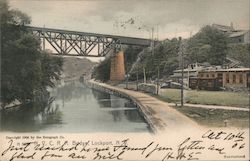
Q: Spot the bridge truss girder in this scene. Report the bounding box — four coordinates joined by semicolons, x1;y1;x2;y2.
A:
29;29;121;57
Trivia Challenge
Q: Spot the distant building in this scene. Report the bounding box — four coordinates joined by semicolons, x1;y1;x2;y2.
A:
212;23;234;33
171;63;204;84
229;30;250;44
189;68;250;90
171;63;222;84
212;23;250;44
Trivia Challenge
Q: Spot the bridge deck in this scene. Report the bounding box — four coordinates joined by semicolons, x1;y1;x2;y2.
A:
26;26;151;46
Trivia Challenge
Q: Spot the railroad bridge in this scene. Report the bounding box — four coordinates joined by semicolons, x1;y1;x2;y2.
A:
27;26;151;81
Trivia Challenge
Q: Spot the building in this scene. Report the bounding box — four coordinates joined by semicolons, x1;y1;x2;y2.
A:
171;63;221;86
189;68;250;90
212;23;250;44
229;30;250;44
212;23;234;33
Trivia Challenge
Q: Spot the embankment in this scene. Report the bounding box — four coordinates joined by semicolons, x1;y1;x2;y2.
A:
87;79;200;134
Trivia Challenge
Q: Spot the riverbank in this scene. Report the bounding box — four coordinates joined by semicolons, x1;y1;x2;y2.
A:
0;100;21;111
87;80;200;133
1;56;96;111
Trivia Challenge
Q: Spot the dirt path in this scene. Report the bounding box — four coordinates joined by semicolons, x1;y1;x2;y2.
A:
169;103;250;111
89;80;201;133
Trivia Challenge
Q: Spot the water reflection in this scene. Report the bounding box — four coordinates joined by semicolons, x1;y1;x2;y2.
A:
0;80;150;133
0;100;62;132
92;90;143;123
52;81;92;106
92;89;111;107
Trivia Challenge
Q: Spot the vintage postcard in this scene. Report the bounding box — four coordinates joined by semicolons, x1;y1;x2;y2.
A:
0;0;249;161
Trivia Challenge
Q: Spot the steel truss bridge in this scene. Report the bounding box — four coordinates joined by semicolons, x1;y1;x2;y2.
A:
26;26;151;57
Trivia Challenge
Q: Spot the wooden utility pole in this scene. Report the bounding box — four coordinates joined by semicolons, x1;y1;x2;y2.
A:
143;67;146;83
136;67;139;91
43;25;45;50
179;37;184;107
156;66;160;95
126;75;128;89
181;50;184;107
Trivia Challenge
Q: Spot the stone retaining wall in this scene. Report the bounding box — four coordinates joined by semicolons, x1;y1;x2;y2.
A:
86;80;156;133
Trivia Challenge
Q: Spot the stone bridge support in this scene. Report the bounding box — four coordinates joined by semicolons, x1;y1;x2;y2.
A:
110;51;125;81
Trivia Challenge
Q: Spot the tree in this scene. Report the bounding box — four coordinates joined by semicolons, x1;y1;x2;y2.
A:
187;25;229;65
124;45;143;72
0;0;63;106
92;58;111;82
228;43;250;67
136;38;180;79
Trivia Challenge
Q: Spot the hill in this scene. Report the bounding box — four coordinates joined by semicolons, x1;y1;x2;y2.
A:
62;57;97;81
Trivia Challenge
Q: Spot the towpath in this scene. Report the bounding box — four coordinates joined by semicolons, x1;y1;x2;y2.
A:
168;103;250;111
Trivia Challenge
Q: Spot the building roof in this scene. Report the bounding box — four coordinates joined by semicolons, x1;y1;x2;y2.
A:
174;69;200;73
212;24;234;32
200;68;250;72
174;65;222;73
229;30;249;38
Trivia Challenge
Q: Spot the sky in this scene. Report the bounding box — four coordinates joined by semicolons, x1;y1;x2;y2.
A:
8;0;250;40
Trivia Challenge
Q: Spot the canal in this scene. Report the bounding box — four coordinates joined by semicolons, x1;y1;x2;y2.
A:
0;80;150;133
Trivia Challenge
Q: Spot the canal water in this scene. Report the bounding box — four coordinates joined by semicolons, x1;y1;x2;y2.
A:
0;81;150;133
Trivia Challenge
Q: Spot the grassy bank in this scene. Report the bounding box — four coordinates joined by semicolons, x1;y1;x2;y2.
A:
173;106;249;128
116;82;249;128
159;89;249;108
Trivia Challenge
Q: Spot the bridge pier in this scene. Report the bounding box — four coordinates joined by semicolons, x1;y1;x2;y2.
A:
110;51;125;81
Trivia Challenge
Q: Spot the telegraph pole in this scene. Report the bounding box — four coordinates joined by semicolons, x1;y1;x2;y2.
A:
143;67;146;83
43;25;45;50
156;66;160;95
136;67;139;91
126;75;128;89
181;49;184;107
179;37;184;107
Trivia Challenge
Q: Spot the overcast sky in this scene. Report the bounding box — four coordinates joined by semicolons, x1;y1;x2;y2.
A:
9;0;250;40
